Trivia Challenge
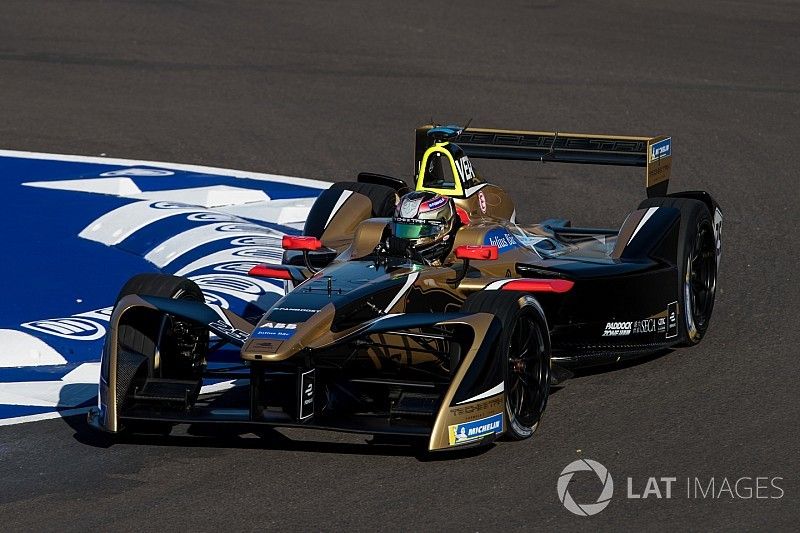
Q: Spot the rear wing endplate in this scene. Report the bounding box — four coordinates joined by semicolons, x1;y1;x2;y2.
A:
415;125;672;198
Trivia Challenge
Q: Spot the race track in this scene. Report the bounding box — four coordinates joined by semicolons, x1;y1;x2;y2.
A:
1;0;798;530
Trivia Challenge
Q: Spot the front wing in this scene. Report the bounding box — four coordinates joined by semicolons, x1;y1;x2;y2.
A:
90;296;508;451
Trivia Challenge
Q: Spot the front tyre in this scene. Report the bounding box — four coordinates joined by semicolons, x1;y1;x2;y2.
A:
114;274;209;434
461;291;551;440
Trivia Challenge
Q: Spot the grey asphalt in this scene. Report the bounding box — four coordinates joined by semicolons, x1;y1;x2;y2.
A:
1;0;798;530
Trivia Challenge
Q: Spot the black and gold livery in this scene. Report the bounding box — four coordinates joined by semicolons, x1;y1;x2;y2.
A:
89;124;722;452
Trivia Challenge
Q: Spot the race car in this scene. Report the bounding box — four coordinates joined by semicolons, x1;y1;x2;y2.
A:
88;124;722;451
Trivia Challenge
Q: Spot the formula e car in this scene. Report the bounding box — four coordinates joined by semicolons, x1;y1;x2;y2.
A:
88;124;722;451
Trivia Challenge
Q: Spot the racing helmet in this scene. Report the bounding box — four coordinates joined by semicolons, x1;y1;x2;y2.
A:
390;191;458;263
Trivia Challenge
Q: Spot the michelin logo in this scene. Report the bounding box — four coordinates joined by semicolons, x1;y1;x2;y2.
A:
650;137;671;161
448;413;503;446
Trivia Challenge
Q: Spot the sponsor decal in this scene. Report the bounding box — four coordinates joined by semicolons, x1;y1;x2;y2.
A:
251;340;280;351
422;196;447;210
478;190;487;213
21;307;113;341
267;306;316;322
189;273;280;301
212;261;262;275
252;322;297;340
454;156;476;181
100;168;175;177
602;315;668;337
229;236;282;247
151;200;196;210
483;227;520;251
298;369;315;420
602;321;632;337
650;137;671;161
214;223;267;233
631;318;657;334
393;216;443;227
448;412;503;446
666;301;678;338
273;307;318;313
230;247;285;260
400;196;423;218
186;212;240;222
203;292;230;308
449;395;503;419
209;319;250;342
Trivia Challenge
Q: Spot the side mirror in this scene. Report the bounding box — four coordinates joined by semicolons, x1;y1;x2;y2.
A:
248;264;293;280
282;235;322;251
450;245;498;286
455;245;498;261
282;235;323;273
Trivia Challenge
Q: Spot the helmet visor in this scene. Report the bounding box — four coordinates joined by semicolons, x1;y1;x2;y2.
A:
392;220;444;240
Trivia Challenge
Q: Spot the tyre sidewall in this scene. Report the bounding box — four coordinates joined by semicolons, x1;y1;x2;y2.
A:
677;207;715;344
461;291;551;441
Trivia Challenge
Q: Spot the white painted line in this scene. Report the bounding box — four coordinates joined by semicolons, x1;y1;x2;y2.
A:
24;177;142;195
0;407;92;427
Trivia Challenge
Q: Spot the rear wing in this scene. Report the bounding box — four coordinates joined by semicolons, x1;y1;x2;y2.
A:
415;125;672;198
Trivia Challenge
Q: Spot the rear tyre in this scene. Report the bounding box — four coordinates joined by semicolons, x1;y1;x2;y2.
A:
638;197;717;345
114;274;209;433
461;291;551;440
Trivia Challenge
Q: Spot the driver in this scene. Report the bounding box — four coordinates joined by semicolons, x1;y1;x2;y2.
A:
387;191;459;265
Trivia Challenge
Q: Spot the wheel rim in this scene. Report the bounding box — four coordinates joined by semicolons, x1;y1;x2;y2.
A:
684;220;717;339
506;314;549;428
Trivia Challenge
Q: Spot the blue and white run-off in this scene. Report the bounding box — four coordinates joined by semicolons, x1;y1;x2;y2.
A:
0;150;329;426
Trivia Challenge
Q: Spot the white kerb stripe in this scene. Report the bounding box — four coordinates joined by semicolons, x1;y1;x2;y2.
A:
325;190;354;228
627;207;659;245
384;272;420;313
456;382;505;405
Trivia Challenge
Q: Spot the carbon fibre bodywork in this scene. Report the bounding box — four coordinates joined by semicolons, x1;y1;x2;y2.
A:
89;124;722;451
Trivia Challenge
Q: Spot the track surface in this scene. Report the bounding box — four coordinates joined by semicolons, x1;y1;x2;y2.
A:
1;1;798;530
